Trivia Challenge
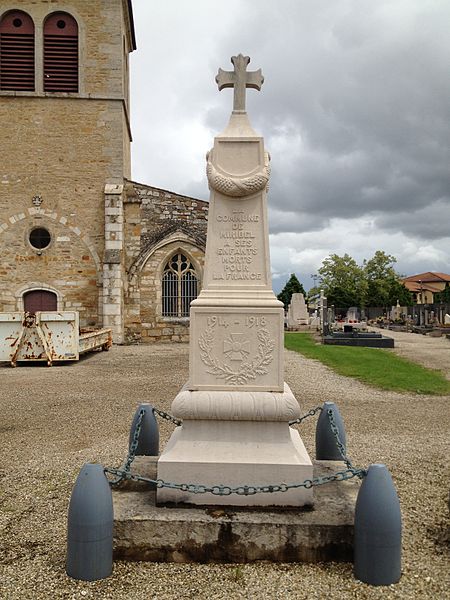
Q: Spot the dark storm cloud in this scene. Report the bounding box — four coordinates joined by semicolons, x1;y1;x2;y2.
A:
375;199;450;240
230;0;450;241
130;0;450;277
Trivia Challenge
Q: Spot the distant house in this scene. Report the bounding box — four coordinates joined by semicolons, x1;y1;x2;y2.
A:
402;272;450;304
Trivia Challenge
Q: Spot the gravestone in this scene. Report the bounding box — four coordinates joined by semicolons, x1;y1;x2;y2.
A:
286;302;293;328
287;293;309;329
157;55;313;507
391;300;402;322
345;306;368;331
346;307;359;323
444;314;450;325
309;308;320;328
319;289;328;335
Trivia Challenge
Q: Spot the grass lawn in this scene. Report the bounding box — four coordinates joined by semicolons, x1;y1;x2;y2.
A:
285;332;450;395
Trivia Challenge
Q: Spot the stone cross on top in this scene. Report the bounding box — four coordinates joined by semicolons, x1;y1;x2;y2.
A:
216;54;264;112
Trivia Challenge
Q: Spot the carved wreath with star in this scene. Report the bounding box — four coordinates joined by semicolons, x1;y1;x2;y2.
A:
198;326;274;385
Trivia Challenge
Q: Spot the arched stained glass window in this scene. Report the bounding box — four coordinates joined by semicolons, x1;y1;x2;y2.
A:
162;253;199;317
43;12;78;92
0;11;35;91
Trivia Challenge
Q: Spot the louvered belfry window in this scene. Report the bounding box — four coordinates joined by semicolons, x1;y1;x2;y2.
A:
162;253;199;317
44;12;78;92
0;11;35;91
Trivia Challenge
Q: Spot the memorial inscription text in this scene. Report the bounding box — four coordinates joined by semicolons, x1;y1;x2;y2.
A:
213;210;262;281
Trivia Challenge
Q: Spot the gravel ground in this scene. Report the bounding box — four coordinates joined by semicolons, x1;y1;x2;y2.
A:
0;334;449;600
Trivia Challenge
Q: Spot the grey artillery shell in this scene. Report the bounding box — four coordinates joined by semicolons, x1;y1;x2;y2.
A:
354;463;402;585
315;401;347;460
129;403;159;456
66;463;113;581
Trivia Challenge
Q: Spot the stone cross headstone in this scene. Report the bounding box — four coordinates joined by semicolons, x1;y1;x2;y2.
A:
157;55;313;507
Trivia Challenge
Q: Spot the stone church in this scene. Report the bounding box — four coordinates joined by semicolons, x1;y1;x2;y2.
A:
0;0;208;343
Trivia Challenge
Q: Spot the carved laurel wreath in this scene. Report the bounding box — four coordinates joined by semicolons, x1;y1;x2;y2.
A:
206;151;271;197
198;326;274;385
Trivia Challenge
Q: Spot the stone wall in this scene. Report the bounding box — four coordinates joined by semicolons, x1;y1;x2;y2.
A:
0;206;100;323
123;181;208;343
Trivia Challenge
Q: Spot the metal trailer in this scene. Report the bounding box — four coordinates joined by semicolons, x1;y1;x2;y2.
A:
0;311;112;367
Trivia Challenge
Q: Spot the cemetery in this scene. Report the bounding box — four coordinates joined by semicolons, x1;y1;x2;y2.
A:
322;305;395;348
284;291;397;348
284;286;450;348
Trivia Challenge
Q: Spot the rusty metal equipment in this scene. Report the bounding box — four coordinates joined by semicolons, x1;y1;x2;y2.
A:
0;311;112;366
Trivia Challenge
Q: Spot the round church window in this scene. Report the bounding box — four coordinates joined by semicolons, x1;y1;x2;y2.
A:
13;18;23;28
29;227;51;250
57;19;66;29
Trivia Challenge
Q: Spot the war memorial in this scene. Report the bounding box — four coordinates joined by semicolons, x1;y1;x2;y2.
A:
63;55;402;588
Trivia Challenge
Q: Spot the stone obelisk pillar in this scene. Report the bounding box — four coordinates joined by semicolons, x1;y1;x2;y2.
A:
157;55;313;506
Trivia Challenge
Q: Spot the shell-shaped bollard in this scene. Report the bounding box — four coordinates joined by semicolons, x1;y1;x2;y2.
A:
66;463;113;581
128;403;159;456
315;401;346;460
354;463;402;586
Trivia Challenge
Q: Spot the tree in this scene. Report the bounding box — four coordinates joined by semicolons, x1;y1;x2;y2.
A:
277;273;306;310
363;251;412;306
317;254;367;309
389;279;413;306
313;250;414;312
434;285;450;303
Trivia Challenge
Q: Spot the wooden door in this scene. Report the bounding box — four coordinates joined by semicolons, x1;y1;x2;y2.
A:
23;290;57;313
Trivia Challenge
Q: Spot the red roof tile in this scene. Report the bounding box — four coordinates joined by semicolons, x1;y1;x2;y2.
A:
402;271;450;283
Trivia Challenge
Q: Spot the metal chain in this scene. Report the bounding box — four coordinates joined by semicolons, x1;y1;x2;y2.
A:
152;407;182;427
289;405;323;426
326;408;363;476
104;464;366;495
106;406;180;486
107;408;146;485
104;404;368;491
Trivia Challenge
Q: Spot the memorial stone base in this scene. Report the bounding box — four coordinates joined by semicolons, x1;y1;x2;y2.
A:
157;418;313;507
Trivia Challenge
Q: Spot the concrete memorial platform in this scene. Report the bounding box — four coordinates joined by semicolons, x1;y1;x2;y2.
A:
109;56;362;567
113;457;359;563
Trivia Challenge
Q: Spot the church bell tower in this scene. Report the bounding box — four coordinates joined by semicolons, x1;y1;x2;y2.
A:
0;1;135;338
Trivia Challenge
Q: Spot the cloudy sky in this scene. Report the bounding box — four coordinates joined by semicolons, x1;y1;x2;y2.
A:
129;0;450;292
